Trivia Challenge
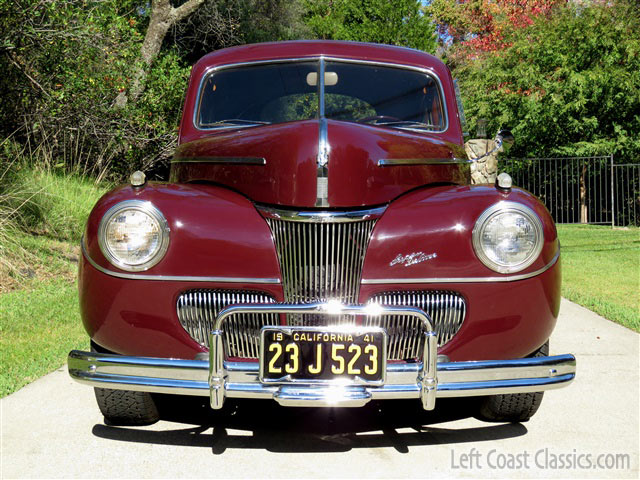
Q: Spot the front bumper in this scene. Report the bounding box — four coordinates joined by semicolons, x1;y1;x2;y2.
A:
68;303;576;410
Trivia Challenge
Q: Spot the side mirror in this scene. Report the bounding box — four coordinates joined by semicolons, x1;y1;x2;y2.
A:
495;129;514;153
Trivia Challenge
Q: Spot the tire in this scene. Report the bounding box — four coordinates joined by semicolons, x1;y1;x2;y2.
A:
94;387;160;426
475;341;549;423
91;342;160;426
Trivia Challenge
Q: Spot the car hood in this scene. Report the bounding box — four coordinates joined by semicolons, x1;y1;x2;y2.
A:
171;119;469;208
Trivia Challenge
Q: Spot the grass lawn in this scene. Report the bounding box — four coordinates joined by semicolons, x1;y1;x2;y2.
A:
557;224;639;332
0;277;88;397
0;232;91;397
1;167;106;397
0;233;90;397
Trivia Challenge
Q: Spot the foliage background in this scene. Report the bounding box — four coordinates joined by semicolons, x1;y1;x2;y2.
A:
440;0;640;161
2;0;638;178
0;0;437;180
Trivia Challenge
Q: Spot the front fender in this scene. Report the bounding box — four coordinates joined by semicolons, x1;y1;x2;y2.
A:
79;182;283;358
83;182;281;281
362;185;558;282
359;185;561;362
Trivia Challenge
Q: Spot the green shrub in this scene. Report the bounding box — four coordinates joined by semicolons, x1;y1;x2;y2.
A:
0;159;109;288
1;161;109;242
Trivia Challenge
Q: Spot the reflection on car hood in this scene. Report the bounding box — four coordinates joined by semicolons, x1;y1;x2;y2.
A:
171;119;469;208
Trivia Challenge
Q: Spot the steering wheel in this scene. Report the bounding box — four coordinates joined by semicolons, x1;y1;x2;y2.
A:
357;115;401;124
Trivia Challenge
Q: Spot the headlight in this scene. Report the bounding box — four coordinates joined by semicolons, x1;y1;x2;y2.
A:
472;202;543;274
98;200;170;271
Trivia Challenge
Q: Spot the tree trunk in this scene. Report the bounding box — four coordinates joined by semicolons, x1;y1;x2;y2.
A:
118;0;205;106
580;162;588;223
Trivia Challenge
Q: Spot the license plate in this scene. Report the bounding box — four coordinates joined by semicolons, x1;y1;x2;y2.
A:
260;327;386;384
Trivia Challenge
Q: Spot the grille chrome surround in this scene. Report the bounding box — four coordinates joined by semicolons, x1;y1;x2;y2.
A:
176;290;277;356
365;291;466;360
258;205;387;223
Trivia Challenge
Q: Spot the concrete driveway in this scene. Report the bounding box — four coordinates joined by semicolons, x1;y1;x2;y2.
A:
1;299;638;479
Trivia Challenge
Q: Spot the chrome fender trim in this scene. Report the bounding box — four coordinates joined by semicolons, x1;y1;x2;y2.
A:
361;249;560;284
81;240;281;284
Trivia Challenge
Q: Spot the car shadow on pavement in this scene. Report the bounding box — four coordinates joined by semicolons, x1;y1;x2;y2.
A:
91;396;527;454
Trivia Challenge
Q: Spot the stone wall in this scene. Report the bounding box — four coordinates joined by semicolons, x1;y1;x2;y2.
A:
465;139;498;185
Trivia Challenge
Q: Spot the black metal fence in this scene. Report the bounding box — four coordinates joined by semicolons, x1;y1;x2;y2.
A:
501;155;640;227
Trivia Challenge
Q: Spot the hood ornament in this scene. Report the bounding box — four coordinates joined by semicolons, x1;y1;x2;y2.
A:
390;252;437;267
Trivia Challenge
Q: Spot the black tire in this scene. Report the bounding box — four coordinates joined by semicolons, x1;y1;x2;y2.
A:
91;342;160;426
475;341;549;423
94;387;160;426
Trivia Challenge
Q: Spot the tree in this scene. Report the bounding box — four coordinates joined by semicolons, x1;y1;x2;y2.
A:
1;0;442;180
170;0;311;64
0;0;245;178
304;0;438;53
454;0;640;163
427;0;565;63
122;0;205;104
0;1;149;173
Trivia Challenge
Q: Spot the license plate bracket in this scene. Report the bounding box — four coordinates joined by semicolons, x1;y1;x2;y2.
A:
259;326;386;384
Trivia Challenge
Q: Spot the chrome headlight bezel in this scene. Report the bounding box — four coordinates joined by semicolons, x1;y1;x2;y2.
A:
97;200;170;272
472;202;544;274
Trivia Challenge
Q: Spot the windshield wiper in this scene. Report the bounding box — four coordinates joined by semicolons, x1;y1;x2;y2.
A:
203;119;271;128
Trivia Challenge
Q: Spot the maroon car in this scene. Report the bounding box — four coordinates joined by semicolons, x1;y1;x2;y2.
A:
68;41;576;425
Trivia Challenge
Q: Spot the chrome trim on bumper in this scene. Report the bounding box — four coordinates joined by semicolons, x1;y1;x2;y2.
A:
68;351;576;404
209;303;438;410
68;303;576;411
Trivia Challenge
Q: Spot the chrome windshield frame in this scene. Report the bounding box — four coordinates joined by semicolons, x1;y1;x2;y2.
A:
192;57;449;135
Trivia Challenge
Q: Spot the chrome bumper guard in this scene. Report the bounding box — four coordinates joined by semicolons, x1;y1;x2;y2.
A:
68;303;576;410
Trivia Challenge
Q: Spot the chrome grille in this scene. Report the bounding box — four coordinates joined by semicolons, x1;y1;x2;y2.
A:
176;290;465;361
265;217;377;325
176;290;277;357
365;291;466;360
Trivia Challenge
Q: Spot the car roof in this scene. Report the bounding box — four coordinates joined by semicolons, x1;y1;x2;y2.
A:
193;40;446;73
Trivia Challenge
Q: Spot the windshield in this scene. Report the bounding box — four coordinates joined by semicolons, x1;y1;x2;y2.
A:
196;60;446;132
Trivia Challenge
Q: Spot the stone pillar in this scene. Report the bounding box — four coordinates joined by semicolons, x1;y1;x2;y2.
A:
465;139;498;185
